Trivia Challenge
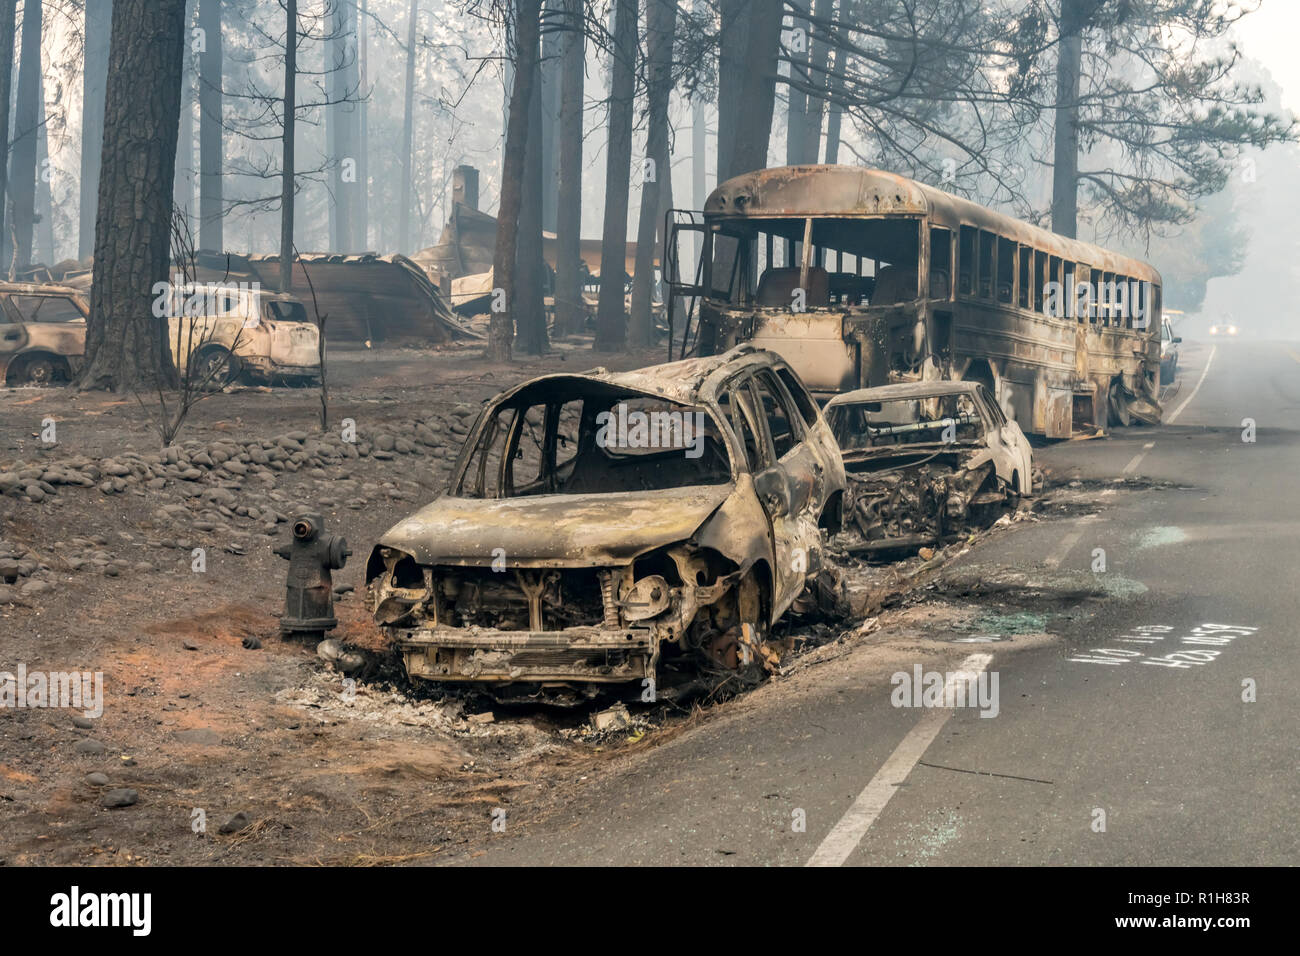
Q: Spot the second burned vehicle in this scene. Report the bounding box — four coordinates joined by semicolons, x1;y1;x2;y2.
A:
367;346;846;699
824;381;1032;555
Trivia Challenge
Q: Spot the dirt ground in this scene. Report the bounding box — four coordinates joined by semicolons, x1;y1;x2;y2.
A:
0;339;1092;866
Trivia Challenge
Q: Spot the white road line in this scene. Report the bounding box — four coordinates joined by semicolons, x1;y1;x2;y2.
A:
1165;345;1216;425
806;653;993;867
1045;514;1096;569
1123;441;1156;475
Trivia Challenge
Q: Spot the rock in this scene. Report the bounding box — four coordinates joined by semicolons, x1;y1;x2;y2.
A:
85;772;110;786
218;811;251;835
182;639;199;651
75;739;108;755
241;635;262;650
72;716;95;730
100;788;139;809
466;711;495;726
374;433;396;451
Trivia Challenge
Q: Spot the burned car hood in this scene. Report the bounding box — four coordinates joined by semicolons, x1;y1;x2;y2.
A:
377;486;733;567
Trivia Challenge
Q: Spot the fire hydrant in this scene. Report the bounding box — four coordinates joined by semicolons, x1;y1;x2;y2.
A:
274;513;351;640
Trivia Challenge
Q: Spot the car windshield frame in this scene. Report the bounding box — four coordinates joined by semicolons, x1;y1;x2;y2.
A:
451;380;736;499
828;392;988;451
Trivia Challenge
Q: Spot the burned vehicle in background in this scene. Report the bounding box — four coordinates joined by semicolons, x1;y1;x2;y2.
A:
666;165;1163;436
1;280;322;387
367;346;846;700
0;282;90;385
824;381;1031;556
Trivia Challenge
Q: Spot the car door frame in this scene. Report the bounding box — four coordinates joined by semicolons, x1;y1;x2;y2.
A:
737;367;826;614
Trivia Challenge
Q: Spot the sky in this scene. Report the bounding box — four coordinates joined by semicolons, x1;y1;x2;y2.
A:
1233;0;1299;112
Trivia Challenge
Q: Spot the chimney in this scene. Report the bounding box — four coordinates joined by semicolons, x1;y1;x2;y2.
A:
452;165;480;212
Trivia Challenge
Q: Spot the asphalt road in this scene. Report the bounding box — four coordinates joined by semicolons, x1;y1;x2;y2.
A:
445;338;1299;866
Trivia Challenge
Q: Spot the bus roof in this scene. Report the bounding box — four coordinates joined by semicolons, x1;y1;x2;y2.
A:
704;165;1161;286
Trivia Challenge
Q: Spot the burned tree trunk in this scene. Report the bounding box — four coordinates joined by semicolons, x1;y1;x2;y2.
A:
824;39;843;164
715;0;748;183
488;0;542;362
593;0;637;353
0;1;12;262
357;0;369;249
279;0;297;292
79;0;112;261
198;0;223;252
1050;0;1085;239
799;0;835;164
515;60;547;355
552;0;584;337
10;0;41;269
785;0;808;167
397;0;417;253
629;0;677;348
174;0;195;229
328;0;361;252
77;0;188;391
729;0;781;178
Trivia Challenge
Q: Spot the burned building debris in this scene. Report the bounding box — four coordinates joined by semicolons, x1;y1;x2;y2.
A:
366;346;847;698
823;380;1033;555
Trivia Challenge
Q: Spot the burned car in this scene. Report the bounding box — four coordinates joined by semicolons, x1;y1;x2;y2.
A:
0;282;90;385
367;346;846;697
824;381;1031;554
0;280;320;387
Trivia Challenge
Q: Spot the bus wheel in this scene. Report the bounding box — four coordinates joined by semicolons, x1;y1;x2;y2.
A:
1108;381;1131;427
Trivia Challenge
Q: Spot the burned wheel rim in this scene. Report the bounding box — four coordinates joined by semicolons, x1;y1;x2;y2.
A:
24;358;55;386
197;349;237;388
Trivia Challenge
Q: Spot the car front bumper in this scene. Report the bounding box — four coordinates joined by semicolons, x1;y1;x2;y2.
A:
390;624;655;684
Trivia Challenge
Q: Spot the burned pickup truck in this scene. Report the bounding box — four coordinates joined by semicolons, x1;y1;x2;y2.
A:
823;381;1031;555
366;346;846;699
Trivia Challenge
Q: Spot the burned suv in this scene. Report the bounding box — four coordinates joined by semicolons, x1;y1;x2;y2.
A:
366;346;846;697
824;380;1032;555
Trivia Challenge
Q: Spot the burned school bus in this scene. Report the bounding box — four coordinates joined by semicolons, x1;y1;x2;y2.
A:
671;166;1163;436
